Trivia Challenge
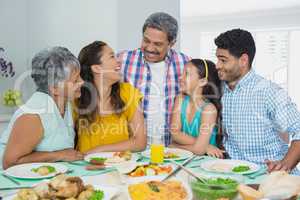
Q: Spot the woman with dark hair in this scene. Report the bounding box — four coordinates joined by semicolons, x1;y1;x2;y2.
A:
74;41;146;153
170;59;224;158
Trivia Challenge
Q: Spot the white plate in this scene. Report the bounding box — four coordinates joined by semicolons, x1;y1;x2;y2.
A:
4;163;68;179
141;147;193;161
84;152;138;166
200;159;261;175
126;176;192;200
3;184;119;200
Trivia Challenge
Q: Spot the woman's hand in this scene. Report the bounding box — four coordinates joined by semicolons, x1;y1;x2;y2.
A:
206;145;224;158
56;149;84;161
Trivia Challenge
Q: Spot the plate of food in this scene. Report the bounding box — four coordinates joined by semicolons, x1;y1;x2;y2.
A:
199;159;260;175
84;151;138;166
3;162;68;179
4;174;119;200
118;162;174;184
127;176;192;200
141;147;193;161
126;163;173;177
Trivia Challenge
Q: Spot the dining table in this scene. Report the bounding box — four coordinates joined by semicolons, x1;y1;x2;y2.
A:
0;153;286;200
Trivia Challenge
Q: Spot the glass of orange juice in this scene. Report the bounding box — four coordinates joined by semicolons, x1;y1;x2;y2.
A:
150;135;164;164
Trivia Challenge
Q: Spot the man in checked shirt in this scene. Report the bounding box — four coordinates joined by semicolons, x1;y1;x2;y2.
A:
215;28;300;174
118;12;190;147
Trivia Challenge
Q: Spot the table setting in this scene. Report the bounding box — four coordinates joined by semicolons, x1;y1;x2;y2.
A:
0;148;299;200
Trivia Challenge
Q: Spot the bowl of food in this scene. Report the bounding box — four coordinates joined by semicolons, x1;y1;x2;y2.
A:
188;173;243;200
127;177;192;200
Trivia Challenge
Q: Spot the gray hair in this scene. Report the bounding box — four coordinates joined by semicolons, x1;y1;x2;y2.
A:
31;46;80;94
143;12;178;43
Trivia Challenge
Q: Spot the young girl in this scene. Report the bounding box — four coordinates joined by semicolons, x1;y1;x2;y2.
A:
170;59;224;158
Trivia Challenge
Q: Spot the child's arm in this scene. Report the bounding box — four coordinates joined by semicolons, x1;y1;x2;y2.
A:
171;100;223;157
170;95;198;145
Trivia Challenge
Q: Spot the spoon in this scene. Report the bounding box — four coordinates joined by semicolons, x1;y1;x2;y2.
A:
170;161;229;190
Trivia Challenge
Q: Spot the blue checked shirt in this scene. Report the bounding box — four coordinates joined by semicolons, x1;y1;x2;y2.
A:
118;48;190;145
222;69;300;173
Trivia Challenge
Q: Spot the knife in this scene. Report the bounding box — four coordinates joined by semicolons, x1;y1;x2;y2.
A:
0;186;32;191
161;154;197;182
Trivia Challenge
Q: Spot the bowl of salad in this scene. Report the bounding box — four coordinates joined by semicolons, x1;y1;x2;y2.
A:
188;173;244;200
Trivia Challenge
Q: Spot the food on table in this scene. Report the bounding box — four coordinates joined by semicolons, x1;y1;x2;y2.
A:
237;184;264;200
232;165;250;173
127;164;172;177
208;163;232;172
87;190;104;200
206;178;238;185
85;164;106;171
258;171;300;199
164;151;180;159
89;157;107;165
113;151;132;160
105;151;132;163
31;165;56;176
191;177;238;200
128;180;188;200
13;174;105;200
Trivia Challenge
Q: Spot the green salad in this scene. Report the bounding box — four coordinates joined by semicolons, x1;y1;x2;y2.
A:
232;165;250;173
191;177;238;200
31;165;56;173
206;177;238;185
89;190;104;200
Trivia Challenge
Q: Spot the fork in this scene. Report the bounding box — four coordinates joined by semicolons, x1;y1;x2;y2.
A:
1;173;20;185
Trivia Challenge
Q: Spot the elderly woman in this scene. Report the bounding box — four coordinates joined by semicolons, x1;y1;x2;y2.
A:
74;41;146;153
0;47;84;169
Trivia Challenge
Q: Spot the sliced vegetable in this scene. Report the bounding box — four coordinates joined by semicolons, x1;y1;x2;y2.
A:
148;182;160;192
89;157;107;165
232;165;250;173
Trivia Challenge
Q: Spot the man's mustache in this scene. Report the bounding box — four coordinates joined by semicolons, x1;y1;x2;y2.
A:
144;50;160;55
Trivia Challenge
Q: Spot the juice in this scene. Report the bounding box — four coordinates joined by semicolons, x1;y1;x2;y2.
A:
150;143;164;164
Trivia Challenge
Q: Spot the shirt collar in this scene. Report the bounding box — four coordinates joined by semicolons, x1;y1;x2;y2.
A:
224;69;255;92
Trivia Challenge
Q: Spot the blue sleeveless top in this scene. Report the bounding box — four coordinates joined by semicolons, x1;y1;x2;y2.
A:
0;92;75;168
180;95;217;146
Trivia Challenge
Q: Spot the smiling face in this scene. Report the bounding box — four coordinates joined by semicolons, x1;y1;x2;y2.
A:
215;48;243;85
52;66;84;100
64;67;84;99
98;45;121;84
141;27;173;63
180;62;204;95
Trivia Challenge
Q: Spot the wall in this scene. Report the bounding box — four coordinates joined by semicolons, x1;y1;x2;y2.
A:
0;0;28;114
117;0;181;51
27;0;118;58
181;7;300;58
181;7;300;108
0;0;119;116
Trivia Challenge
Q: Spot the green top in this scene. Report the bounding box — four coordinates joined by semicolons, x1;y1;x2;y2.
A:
180;95;217;146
